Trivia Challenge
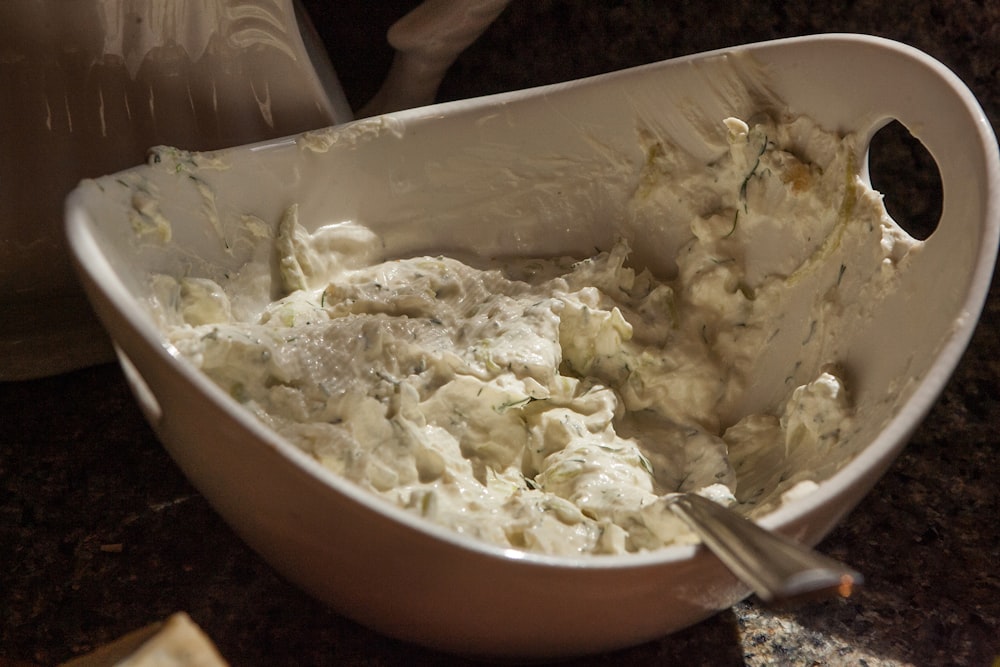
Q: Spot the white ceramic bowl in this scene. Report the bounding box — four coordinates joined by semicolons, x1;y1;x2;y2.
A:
66;34;999;660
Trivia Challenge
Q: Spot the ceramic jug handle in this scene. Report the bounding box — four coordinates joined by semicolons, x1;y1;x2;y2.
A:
359;0;511;117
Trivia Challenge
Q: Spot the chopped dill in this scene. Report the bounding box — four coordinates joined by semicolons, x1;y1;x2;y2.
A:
738;135;769;209
725;209;739;238
801;319;817;345
637;451;655;477
494;396;536;412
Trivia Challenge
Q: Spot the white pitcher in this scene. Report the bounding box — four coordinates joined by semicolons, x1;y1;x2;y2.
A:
0;0;508;379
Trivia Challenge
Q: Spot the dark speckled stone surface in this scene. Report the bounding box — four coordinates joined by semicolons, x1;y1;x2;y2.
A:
2;1;999;665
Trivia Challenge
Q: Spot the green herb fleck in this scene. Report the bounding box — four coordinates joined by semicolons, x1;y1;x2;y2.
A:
494;396;536;413
637;451;655;477
802;320;817;345
725;209;739;238
738;135;769;209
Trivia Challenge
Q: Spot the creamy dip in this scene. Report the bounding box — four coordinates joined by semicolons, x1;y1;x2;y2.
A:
152;114;916;556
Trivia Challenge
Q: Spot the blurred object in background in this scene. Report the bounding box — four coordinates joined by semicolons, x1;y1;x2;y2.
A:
0;0;349;380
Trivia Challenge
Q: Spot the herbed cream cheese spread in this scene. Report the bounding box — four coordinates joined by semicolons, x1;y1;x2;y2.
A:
152;114;916;556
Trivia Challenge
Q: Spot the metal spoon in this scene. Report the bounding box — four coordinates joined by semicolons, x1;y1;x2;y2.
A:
667;493;863;605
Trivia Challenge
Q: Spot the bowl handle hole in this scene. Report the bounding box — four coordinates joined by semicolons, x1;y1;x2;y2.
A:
866;119;943;241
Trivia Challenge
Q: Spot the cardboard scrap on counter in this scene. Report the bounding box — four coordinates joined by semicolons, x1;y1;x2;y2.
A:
60;613;228;667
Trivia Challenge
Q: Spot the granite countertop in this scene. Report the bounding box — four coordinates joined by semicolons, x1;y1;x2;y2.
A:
2;1;999;665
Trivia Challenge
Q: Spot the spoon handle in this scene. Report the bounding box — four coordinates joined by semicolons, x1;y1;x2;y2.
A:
668;493;863;605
